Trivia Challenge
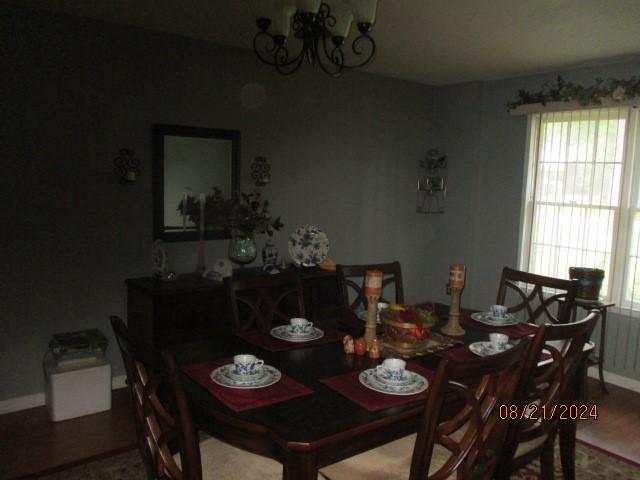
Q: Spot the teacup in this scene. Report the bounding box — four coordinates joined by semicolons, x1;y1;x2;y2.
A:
290;317;313;335
233;354;264;376
489;304;508;318
376;358;406;381
489;333;509;352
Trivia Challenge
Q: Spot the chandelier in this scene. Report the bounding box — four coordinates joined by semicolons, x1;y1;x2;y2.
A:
248;0;379;76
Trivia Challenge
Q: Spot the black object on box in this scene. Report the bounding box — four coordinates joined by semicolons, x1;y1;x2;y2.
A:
49;328;109;365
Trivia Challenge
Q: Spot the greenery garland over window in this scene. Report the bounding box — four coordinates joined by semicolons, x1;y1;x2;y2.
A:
508;75;640;111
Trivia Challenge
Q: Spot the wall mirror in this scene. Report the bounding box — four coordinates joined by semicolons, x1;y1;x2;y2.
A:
152;124;240;242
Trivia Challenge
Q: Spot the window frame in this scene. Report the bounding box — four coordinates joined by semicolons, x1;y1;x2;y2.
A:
518;107;640;312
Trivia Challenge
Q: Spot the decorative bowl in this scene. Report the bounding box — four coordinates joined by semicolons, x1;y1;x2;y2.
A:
381;304;438;349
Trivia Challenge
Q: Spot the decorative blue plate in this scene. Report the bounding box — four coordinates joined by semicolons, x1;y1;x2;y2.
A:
359;369;429;396
270;325;324;343
209;364;281;389
287;225;330;267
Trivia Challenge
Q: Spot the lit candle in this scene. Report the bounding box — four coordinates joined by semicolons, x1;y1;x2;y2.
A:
364;269;383;296
449;264;465;289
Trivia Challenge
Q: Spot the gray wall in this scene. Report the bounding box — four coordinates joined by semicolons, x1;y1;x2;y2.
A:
2;4;639;402
1;4;436;400
433;60;640;381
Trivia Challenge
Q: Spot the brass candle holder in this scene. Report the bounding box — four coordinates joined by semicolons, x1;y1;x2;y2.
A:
363;269;383;349
364;293;380;348
441;264;466;337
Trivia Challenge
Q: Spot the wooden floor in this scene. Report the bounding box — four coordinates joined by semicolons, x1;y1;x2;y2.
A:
0;388;136;480
0;379;638;479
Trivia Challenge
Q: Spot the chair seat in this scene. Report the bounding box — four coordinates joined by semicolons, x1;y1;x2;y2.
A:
175;437;284;480
319;434;453;480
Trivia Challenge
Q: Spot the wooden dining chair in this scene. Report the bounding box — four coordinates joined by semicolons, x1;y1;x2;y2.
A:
495;266;579;324
494;311;599;480
336;261;404;314
110;316;284;480
226;270;306;334
320;339;529;480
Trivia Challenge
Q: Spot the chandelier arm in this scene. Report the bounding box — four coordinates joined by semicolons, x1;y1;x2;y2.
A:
274;45;306;75
318;35;344;76
340;34;377;70
253;31;280;66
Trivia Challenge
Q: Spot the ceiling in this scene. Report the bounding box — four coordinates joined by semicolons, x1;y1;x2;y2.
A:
7;0;640;85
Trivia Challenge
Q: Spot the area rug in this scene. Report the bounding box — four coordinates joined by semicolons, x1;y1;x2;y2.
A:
36;440;640;479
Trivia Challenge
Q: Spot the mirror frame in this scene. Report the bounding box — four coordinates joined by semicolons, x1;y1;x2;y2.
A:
152;124;240;242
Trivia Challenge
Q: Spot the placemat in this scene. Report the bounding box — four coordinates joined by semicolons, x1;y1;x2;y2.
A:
460;312;539;338
320;363;434;412
182;359;313;412
439;345;552;364
238;324;346;352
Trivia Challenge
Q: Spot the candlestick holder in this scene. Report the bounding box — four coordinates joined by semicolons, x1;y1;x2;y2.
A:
441;286;465;336
364;294;380;348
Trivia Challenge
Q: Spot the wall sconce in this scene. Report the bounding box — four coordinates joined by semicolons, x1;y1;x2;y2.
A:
113;149;140;184
417;149;447;214
250;156;271;186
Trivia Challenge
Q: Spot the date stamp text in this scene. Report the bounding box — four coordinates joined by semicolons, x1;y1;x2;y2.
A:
499;404;598;421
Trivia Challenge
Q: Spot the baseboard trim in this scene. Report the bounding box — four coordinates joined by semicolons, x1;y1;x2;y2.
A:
0;375;128;415
587;367;640;394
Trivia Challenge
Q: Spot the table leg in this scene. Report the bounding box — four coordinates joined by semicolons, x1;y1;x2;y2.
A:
283;449;318;480
597;309;609;394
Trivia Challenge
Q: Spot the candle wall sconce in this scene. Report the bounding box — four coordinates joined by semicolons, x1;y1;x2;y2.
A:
250;156;271;186
114;149;140;184
417;149;447;214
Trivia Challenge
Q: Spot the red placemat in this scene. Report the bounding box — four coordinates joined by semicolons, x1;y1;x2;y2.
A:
320;363;434;412
439;345;552;364
182;359;313;412
460;311;538;338
238;324;347;352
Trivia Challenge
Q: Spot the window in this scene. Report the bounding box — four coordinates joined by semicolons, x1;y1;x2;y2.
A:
519;107;640;311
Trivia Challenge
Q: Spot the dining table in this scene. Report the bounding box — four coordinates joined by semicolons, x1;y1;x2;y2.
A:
174;303;587;480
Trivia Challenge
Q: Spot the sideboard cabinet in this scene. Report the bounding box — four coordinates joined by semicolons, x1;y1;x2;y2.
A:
126;267;341;351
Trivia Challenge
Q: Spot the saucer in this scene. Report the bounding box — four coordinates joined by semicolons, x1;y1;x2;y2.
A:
226;367;265;382
270;325;324;343
468;341;513;357
373;371;414;387
210;364;281;389
359;369;428;396
470;312;519;326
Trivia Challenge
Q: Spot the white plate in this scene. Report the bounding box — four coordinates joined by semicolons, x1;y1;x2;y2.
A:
468;341;513;357
358;369;429;396
288;225;330;267
357;310;382;324
210;364;281;389
270;325;325;342
470;312;519;326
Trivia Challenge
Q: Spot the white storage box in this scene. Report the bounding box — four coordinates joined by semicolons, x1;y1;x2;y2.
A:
44;356;112;422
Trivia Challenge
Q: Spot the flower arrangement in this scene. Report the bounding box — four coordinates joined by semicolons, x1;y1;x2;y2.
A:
178;187;284;237
508;75;640;111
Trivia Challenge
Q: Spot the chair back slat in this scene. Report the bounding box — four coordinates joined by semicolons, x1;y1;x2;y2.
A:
409;339;529;480
496;267;578;324
226;271;305;333
337;261;404;315
110;316;202;480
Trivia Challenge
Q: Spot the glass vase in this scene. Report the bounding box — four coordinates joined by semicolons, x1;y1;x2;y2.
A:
228;232;257;267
